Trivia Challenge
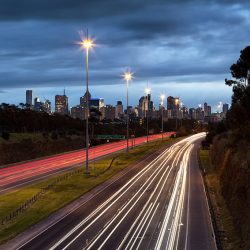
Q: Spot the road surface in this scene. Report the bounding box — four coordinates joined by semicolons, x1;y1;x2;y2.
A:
3;133;216;250
0;132;174;193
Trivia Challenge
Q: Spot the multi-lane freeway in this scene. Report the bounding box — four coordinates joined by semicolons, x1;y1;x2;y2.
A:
0;132;174;193
2;133;216;250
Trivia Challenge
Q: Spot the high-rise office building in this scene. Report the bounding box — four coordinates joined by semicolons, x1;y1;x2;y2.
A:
138;94;153;118
167;96;180;118
43;100;52;114
34;97;43;112
204;102;212;117
100;105;115;120
55;94;68;115
80;90;91;108
26;90;32;106
115;101;123;118
89;98;104;110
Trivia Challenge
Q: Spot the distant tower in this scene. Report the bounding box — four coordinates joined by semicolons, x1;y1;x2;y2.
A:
80;90;92;107
167;96;180;118
26;90;32;106
115;101;123;118
55;89;69;115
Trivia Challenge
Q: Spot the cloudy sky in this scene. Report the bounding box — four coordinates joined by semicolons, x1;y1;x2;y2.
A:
0;0;249;111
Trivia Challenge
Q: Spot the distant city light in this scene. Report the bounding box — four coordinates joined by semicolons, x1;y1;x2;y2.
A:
160;94;165;105
145;87;151;95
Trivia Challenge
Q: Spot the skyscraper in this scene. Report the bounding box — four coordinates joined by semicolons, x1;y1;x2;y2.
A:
43;100;52;114
115;101;123;118
26;90;32;106
89;98;104;110
80;90;91;108
34;97;43;112
104;105;116;120
204;102;211;117
55;94;68;115
138;94;153;118
167;96;180;118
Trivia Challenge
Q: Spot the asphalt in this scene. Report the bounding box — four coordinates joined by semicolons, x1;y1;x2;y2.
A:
1;133;217;250
0;133;174;194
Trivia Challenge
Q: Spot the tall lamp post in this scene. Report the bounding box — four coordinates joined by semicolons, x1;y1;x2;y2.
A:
160;94;165;140
79;31;94;174
175;98;179;131
123;70;133;153
145;87;151;143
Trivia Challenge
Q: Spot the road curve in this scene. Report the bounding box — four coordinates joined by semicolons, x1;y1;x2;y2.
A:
2;133;217;250
0;132;174;193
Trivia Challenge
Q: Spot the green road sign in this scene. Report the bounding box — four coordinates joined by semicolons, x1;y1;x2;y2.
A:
96;135;125;140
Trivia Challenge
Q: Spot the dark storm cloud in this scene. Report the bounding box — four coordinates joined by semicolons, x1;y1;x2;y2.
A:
0;0;248;22
0;0;143;21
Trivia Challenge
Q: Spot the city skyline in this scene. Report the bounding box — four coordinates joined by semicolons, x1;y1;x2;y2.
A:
23;88;228;116
0;0;247;108
1;85;229;113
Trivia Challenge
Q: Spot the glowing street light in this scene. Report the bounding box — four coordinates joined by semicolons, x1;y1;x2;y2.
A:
78;30;95;174
123;70;133;153
160;94;165;140
175;98;180;130
145;87;151;143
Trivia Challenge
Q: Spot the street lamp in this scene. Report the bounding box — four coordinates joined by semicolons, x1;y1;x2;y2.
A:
145;87;151;143
79;30;94;174
123;70;133;153
175;98;179;131
160;94;165;140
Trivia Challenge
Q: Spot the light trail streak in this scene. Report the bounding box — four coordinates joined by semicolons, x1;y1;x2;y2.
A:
155;133;205;250
18;133;206;250
49;143;177;250
0;133;175;189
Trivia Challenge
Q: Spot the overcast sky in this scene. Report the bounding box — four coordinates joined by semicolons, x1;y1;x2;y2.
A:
0;0;249;111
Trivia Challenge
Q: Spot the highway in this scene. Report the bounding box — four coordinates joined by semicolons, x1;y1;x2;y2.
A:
0;132;174;193
5;133;216;250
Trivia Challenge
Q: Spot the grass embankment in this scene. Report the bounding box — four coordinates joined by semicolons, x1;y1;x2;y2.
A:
0;137;178;244
199;149;242;250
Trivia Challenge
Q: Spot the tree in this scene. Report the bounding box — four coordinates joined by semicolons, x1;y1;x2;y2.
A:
225;46;250;87
224;46;250;139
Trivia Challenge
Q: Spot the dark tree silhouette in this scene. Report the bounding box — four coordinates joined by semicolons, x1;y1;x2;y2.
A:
225;46;250;87
224;46;250;139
